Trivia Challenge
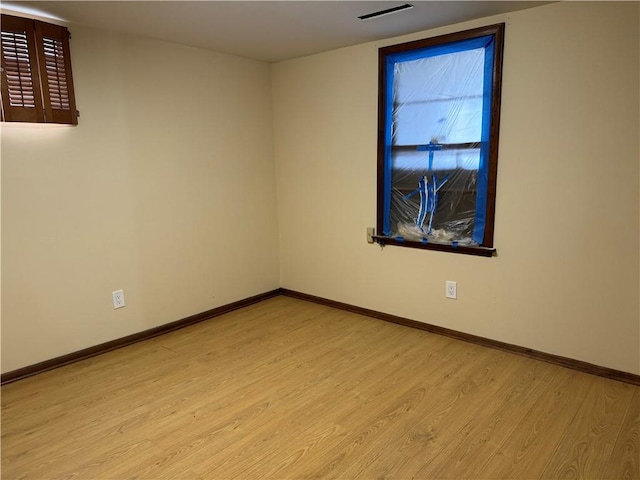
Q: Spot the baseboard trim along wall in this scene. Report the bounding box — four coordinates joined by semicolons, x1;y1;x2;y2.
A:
280;289;640;387
3;287;639;386
0;289;282;385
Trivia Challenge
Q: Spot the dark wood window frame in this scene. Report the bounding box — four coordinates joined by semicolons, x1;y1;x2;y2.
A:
1;14;78;125
376;24;505;257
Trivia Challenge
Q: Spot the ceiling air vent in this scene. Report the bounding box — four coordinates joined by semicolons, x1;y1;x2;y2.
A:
358;3;414;21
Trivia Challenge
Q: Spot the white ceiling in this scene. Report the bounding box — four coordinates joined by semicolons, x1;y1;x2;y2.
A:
3;1;551;62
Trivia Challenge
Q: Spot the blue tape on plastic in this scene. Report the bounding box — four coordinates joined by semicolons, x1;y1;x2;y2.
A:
416;142;443;152
382;56;396;236
417;141;442;170
395;236;405;242
415;174;451;234
422;237;429;244
452;241;459;249
472;37;495;245
388;36;493;64
403;189;420;200
416;176;428;229
384;34;495;242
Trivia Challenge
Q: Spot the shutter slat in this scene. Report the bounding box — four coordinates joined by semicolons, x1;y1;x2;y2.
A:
1;29;37;107
42;36;70;110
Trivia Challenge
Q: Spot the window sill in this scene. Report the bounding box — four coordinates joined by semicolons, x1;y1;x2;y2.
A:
372;235;495;257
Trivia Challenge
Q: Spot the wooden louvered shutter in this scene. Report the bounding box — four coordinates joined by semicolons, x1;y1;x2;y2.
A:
0;15;44;122
35;20;77;125
1;14;77;125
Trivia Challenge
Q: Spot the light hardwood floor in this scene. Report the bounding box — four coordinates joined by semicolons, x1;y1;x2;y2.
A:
2;296;639;479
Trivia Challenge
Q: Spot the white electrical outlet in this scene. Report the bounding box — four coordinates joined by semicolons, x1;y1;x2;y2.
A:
445;281;457;299
112;289;126;309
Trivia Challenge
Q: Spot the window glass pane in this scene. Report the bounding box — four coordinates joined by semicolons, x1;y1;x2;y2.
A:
389;168;478;243
392;98;483;145
387;48;485;245
392;48;485;145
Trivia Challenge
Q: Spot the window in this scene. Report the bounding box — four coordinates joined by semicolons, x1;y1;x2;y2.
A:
1;14;78;125
377;24;504;257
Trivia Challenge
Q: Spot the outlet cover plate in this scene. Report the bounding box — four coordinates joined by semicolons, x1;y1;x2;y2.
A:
445;281;457;299
112;290;126;309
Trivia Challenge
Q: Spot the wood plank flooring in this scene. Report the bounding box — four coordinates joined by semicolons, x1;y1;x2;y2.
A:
2;296;639;479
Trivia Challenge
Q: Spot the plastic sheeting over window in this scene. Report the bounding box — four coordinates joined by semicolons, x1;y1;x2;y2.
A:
378;28;503;251
393;48;485;148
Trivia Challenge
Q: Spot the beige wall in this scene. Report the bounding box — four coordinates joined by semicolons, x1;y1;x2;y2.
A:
1;27;281;372
2;1;639;377
272;2;640;374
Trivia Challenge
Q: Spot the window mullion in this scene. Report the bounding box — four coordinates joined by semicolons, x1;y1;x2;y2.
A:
392;143;481;151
